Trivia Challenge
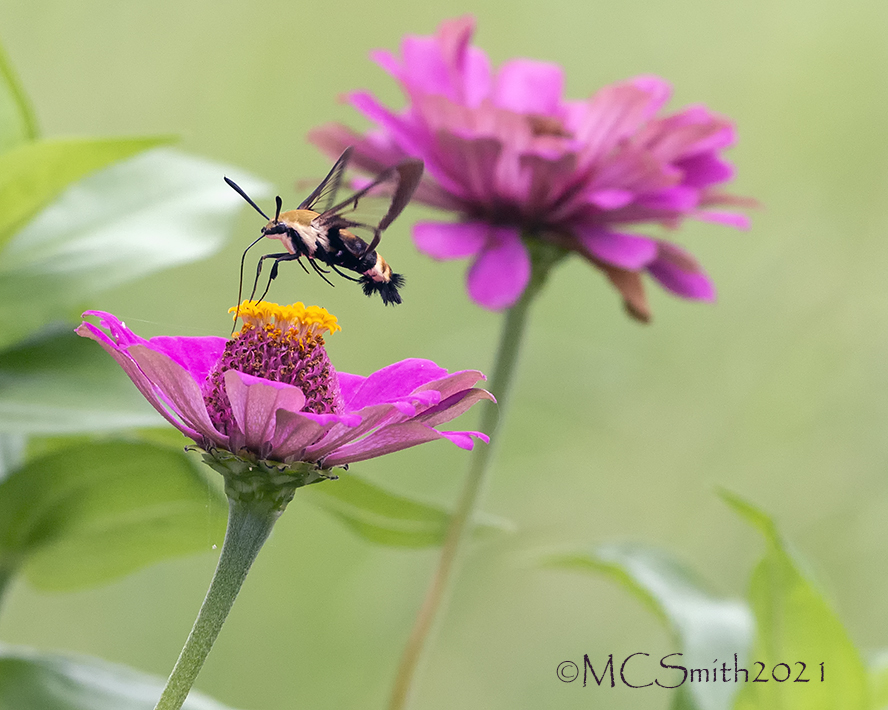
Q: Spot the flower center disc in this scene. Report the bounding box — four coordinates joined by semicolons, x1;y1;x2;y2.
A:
204;301;343;433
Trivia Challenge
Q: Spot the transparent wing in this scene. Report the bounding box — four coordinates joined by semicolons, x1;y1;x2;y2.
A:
315;158;424;254
298;147;353;212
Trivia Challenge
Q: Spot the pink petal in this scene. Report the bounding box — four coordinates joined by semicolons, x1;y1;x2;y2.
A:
272;408;341;461
303;402;402;461
630;75;672;118
432;131;502;203
223;370;306;452
675;152;734;187
146;336;226;382
400;35;453;98
493;59;564;115
76;322;205;441
337;372;366;404
349;92;428;159
127;345;224;444
466;227;530;310
587;188;635;210
415;388;496;426
343;359;450;410
637;186;699;212
574;226;658;270
438;429;490;449
414;221;488;260
647;242;716;301
414;369;489;400
694;210;751;230
322;421;487;466
572;83;664;165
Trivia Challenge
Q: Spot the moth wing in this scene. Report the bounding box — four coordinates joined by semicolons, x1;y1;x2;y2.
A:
316;158;424;254
298;146;353;212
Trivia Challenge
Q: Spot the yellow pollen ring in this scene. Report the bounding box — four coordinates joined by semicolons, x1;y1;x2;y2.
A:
229;300;341;337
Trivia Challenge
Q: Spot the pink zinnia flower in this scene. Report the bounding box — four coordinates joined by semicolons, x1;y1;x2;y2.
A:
76;301;491;475
310;16;752;320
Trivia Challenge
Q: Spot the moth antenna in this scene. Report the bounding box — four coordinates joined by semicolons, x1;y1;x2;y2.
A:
224;177;271;220
274;196;283;222
233;234;265;334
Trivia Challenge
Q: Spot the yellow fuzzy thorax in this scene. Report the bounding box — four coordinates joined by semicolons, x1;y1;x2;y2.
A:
229;300;341;338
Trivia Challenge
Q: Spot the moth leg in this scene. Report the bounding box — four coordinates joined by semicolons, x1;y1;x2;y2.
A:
250;252;290;302
308;258;337;288
329;264;362;283
252;252;301;303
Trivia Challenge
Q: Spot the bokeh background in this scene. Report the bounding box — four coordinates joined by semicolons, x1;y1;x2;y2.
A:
1;1;887;708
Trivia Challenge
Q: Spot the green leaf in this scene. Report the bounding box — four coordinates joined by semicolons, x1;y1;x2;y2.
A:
0;432;25;481
0;41;38;152
0;440;226;591
301;473;511;547
0;327;163;435
544;543;752;710
722;490;869;710
0;643;239;709
0;136;170;253
869;650;888;710
0;147;267;349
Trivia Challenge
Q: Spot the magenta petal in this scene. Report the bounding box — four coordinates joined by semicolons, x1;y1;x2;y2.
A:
638;186;699;212
127;345;224;444
415;388;496;426
575;226;658;270
344;359;450;410
76;322;205;441
336;372;366;405
587;188;635;210
322;421;487;466
631;75;673;117
694;210;751;230
146;336;226;382
493;59;564;115
437;429;489;450
400;35;453;98
272;409;337;461
223;370;306;452
466;227;530;310
303;403;401;461
647;242;716;301
349;92;427;158
80;311;147;348
675;152;734;187
414;221;488;260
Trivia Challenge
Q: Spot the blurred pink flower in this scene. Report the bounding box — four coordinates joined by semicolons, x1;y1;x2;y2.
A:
77;301;492;469
310;16;752;320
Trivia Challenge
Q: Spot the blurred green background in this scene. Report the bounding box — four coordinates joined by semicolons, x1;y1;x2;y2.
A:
1;0;887;708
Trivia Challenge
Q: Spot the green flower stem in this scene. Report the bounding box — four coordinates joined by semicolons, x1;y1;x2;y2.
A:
387;240;566;710
153;496;279;710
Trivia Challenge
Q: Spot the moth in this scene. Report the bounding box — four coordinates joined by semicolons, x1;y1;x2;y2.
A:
225;147;423;306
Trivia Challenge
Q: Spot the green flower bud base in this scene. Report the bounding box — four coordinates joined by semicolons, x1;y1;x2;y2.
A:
154;449;338;710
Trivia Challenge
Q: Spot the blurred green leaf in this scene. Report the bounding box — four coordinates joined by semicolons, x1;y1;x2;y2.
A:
0;440;226;591
0;147;267;349
301;473;511;547
0;42;38;152
544;542;752;710
869;650;888;710
0;136;170;253
0;643;239;710
723;491;869;710
0;327;162;435
0;432;25;481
